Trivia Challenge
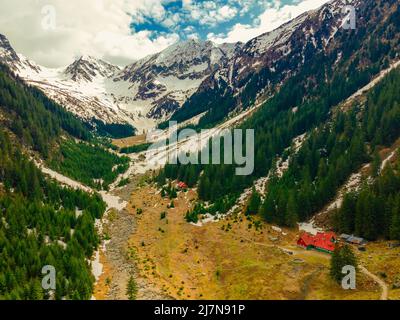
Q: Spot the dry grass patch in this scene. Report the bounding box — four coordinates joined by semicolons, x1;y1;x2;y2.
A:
112;134;147;149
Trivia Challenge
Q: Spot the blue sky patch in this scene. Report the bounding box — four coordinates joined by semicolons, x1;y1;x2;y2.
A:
130;0;298;42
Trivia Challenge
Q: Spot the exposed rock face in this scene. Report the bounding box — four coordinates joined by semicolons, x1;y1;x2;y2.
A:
0;34;20;66
64;55;120;82
0;34;41;73
170;0;398;125
114;39;242;119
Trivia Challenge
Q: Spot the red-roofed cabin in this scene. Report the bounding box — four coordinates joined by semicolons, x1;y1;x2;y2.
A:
177;181;188;189
297;232;337;254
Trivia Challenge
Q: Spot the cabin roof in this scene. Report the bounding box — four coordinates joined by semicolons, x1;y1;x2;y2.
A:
298;232;336;252
347;235;365;244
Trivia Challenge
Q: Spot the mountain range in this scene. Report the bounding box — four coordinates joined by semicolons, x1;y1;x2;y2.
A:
0;34;241;133
0;0;373;134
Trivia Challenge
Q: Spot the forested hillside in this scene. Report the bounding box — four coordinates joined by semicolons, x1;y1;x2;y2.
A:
335;151;400;241
0;129;106;299
50;140;130;190
85;118;136;139
0;64;124;299
261;69;400;231
160;66;400;240
0;64;90;158
0;64;129;189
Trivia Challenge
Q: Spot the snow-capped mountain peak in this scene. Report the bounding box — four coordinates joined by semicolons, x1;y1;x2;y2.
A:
0;34;23;70
64;55;120;82
0;34;42;74
112;39;240;120
152;39;237;68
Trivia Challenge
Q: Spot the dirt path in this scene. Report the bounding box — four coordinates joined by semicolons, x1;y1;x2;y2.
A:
299;266;324;300
359;266;388;300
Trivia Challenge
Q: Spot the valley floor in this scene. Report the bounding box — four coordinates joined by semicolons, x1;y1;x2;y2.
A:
92;175;400;300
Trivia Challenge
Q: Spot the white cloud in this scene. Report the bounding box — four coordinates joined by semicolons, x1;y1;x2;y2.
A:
208;0;330;44
0;0;178;67
185;1;239;27
161;13;182;29
217;5;239;21
0;0;332;68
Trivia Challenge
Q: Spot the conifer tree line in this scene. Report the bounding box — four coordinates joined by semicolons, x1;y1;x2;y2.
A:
158;57;379;205
49;140;130;190
158;57;397;199
0;64;90;158
87;118;136;139
335;150;400;241
157;0;400;199
0;63;118;299
0;129;106;299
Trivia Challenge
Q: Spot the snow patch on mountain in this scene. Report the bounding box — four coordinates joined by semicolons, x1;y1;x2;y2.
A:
114;39;242;121
244;13;308;57
64;55;120;82
16;58;141;129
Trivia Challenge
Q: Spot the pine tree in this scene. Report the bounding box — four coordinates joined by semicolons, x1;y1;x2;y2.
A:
30;280;44;300
390;196;400;240
339;193;356;234
340;244;358;272
371;150;381;177
170;187;177;199
362;193;378;240
285;192;298;227
330;244;343;283
246;187;261;215
330;244;357;284
260;197;276;223
126;275;138;300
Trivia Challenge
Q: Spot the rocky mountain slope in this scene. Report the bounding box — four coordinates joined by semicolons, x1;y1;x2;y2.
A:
165;0;352;124
114;40;242;120
0;34;41;73
0;0;351;133
64;55;120;82
168;0;399;128
0;43;135;128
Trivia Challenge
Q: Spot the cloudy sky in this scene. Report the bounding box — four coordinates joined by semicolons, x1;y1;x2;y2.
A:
0;0;330;67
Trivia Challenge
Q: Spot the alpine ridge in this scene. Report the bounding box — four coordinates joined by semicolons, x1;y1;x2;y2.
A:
0;36;241;132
